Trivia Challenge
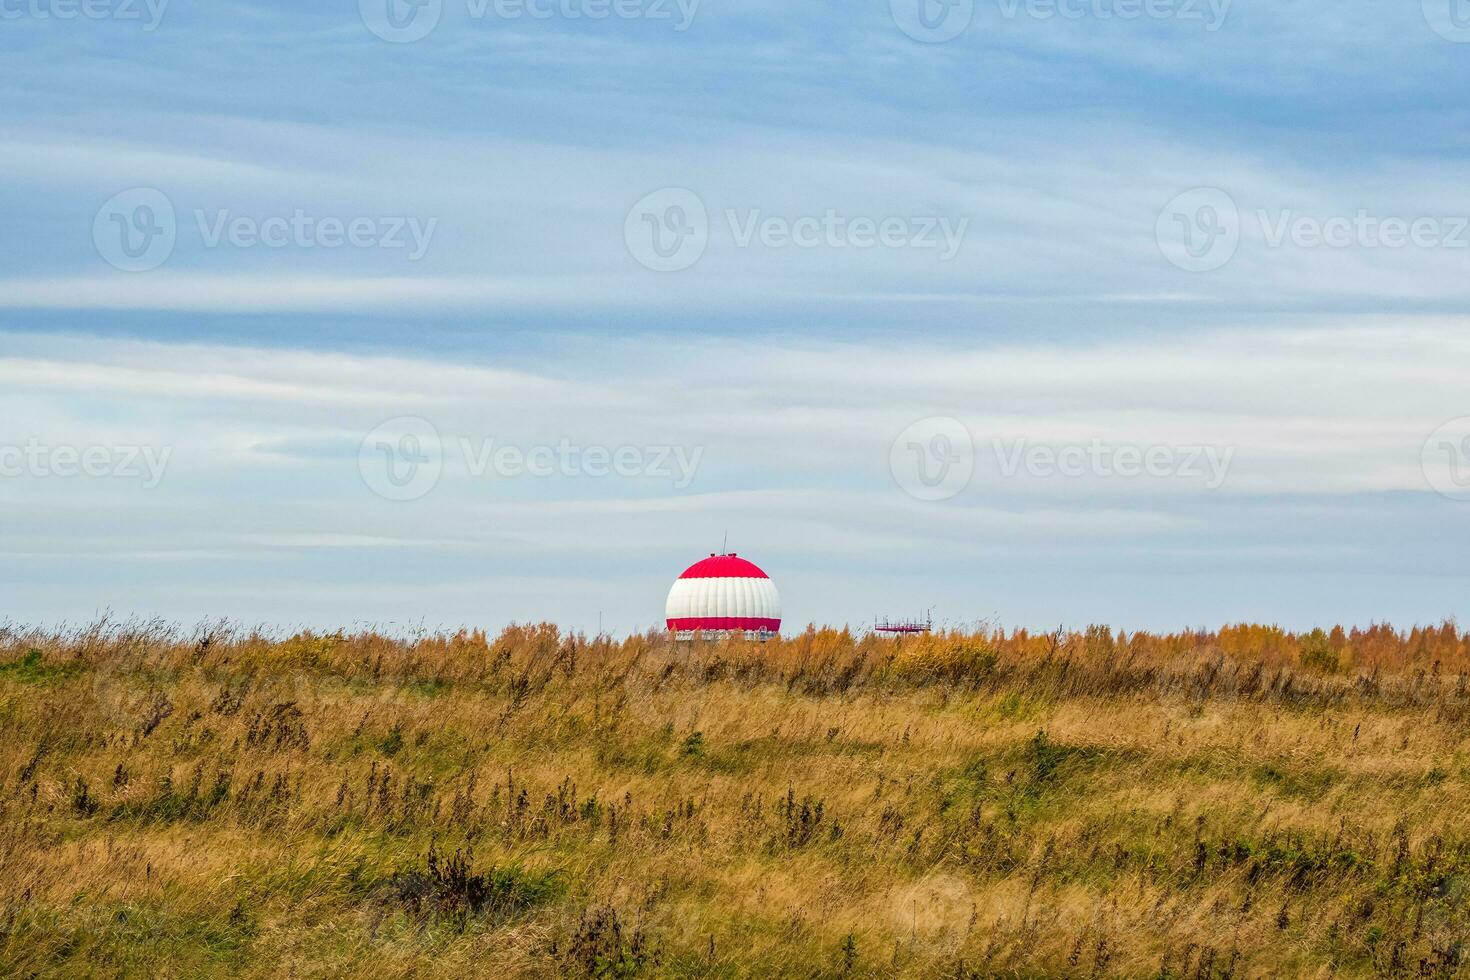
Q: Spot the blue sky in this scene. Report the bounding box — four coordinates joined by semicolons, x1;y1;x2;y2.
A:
4;1;1470;634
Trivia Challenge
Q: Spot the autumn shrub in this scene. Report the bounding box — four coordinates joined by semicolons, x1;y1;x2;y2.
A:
888;633;998;683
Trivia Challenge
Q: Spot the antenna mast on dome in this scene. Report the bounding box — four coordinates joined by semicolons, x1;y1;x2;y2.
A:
722;530;728;555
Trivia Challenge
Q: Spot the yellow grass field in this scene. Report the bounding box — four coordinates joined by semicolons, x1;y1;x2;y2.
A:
4;620;1470;978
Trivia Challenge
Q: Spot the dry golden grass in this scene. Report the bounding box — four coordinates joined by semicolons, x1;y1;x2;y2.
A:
3;618;1470;977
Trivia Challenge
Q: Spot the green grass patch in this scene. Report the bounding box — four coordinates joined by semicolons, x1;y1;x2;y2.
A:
0;649;84;685
1251;762;1343;801
0;898;257;977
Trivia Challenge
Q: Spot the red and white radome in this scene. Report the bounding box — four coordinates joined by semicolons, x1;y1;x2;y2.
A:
665;553;781;635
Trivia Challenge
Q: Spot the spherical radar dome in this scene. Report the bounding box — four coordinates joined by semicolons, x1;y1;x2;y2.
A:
665;554;781;635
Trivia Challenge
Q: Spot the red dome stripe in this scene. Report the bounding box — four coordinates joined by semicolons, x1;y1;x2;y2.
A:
667;616;781;632
677;555;770;579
